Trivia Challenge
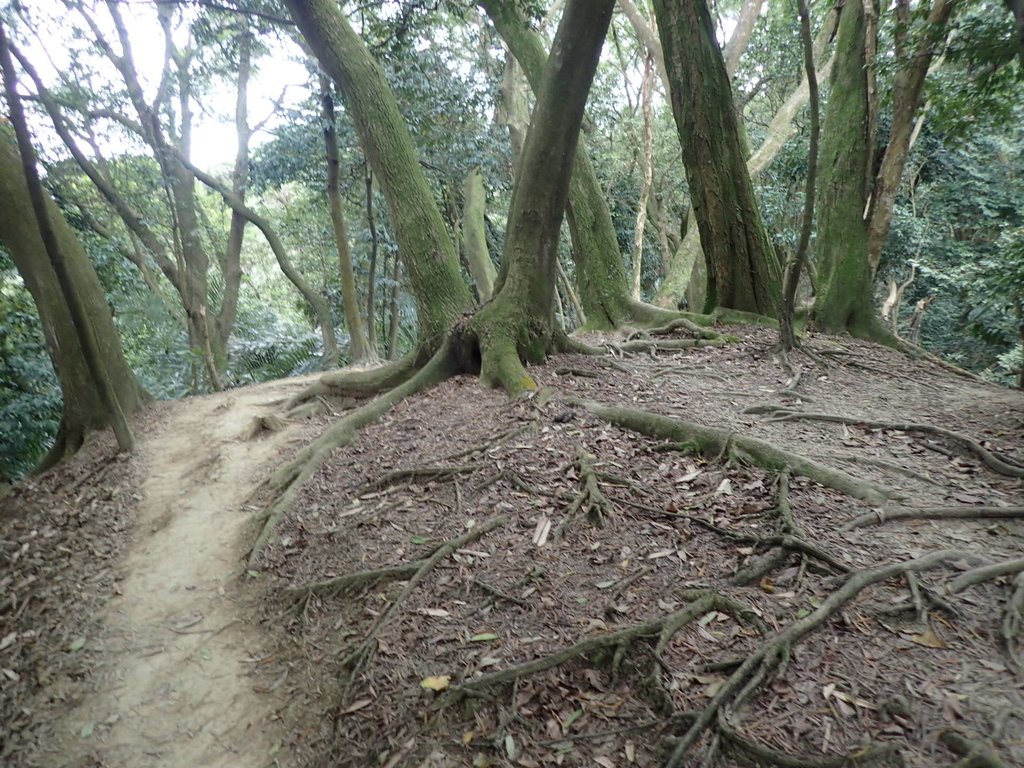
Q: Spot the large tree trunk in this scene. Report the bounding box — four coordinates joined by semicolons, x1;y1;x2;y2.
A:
286;0;474;351
810;0;879;336
653;0;781;316
321;75;371;362
469;0;616;391
0;126;146;468
644;8;838;310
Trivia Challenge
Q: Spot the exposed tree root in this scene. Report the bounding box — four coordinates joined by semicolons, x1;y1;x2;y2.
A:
558;446;616;533
337;514;509;703
248;346;458;566
948;558;1024;594
286;561;425;597
444;589;762;703
577;401;903;504
842;506;1024;531
716;715;898;767
939;729;1010;768
354;464;482;496
283;352;422;412
664;550;982;767
745;405;1024;479
616;337;731;354
643;316;723;340
1003;573;1024;673
729;471;850;587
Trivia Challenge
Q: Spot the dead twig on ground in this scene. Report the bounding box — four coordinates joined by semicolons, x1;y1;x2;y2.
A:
665;550;983;767
842;506;1024;531
336;514;509;702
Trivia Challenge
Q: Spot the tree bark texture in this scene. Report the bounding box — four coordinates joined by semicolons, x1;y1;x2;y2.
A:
653;0;781;316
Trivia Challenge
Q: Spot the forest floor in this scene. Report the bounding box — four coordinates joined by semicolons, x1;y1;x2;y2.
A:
2;326;1023;768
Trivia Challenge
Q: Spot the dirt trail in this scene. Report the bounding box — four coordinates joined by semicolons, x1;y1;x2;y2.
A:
55;378;310;768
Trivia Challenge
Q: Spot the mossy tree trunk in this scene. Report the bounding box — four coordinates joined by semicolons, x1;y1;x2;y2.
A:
286;0;474;353
652;0;781;317
810;0;881;336
480;0;677;330
0;125;146;469
468;0;616;392
321;75;371;362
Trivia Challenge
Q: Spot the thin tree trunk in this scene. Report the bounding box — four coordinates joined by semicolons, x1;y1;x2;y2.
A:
866;0;955;273
215;23;251;368
780;0;820;351
183;160;340;366
630;52;654;302
321;74;370;361
364;165;379;352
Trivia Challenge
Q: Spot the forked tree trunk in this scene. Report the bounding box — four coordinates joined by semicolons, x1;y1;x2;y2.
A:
653;0;781;316
468;0;615;391
286;0;474;352
0;124;146;469
481;0;674;330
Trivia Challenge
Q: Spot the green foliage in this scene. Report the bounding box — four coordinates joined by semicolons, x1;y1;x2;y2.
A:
0;250;61;479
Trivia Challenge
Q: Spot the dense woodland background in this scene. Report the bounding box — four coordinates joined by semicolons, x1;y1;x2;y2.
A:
1;0;1022;479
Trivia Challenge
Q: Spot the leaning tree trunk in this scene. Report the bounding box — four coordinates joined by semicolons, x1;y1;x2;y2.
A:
468;0;616;391
0;126;146;469
653;0;781;317
286;0;474;352
481;0;677;330
865;0;955;274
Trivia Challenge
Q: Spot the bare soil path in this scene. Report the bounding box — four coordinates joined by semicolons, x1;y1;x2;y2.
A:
49;377;312;768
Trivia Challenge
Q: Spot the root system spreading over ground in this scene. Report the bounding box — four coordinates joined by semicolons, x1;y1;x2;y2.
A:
2;327;1023;768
